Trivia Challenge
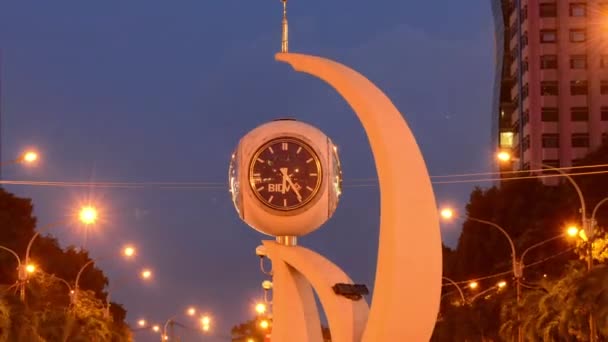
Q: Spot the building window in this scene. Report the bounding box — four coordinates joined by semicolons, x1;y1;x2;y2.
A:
523;109;530;125
570;3;587;17
570;29;586;42
571;107;589;121
500;132;514;148
603;132;608;142
541;55;558;69
602;55;608;68
572;133;590;147
570;55;587;69
541;81;559;95
541;107;559;122
570;80;588;95
540;3;558;17
521;31;529;48
541;30;557;43
542;134;560;148
602;81;608;94
602;107;608;120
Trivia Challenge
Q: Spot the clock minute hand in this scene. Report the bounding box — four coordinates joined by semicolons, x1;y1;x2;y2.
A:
280;168;302;202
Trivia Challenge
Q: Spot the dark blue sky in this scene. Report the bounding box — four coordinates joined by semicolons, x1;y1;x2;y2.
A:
0;1;495;340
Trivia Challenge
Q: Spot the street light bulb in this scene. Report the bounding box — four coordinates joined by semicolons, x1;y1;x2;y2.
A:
497;281;507;289
152;325;160;332
123;246;136;258
255;302;267;315
440;208;454;220
259;319;270;330
468;281;478;290
262;280;273;290
247;339;255;342
25;264;36;273
79;206;98;225
497;151;512;162
187;307;196;316
202;324;210;332
201;316;211;325
567;226;579;237
137;319;146;327
22;151;38;163
141;269;152;280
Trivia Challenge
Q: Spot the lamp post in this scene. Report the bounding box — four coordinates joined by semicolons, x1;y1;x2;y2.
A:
440;208;577;342
497;151;599;341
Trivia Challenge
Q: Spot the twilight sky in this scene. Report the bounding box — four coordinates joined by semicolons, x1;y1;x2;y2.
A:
0;1;495;340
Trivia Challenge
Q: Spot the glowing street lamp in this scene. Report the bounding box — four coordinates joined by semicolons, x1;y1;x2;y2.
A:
259;319;270;330
567;226;580;237
22;151;38;164
255;302;267;315
152;325;160;332
497;281;507;289
468;281;479;290
79;206;98;225
496;151;512;162
137;319;146;327
141;269;152;280
200;315;211;326
187;307;196;316
439;208;454;220
25;264;36;274
122;245;136;258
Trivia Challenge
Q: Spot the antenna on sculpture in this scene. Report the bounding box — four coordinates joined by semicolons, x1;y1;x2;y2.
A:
280;0;289;52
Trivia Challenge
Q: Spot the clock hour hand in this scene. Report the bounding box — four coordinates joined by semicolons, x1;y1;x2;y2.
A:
280;167;288;194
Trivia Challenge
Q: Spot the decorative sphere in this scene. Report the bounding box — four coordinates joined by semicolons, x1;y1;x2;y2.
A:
229;119;342;237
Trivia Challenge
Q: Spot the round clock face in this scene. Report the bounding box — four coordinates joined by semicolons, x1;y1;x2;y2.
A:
249;138;323;211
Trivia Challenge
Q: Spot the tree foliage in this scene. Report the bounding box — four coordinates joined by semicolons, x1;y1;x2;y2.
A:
434;141;608;340
0;188;131;341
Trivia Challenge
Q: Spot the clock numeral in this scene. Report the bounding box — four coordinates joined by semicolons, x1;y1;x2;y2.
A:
268;195;274;203
257;186;265;191
283;199;287;207
309;173;318;177
306;158;314;163
257;158;264;163
268;146;274;154
296;146;302;154
306;186;314;191
282;142;289;151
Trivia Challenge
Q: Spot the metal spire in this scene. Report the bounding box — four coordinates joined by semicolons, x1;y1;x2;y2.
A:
281;0;289;52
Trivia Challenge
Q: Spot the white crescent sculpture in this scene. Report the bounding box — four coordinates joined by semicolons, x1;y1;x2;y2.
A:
275;52;442;341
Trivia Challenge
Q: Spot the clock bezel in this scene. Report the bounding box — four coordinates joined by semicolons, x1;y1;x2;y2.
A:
248;137;323;212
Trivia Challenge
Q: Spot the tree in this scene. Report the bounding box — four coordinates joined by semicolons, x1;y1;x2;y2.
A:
436;139;608;340
0;188;131;341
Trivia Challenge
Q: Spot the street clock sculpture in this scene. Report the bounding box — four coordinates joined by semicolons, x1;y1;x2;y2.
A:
227;1;441;341
229;119;342;238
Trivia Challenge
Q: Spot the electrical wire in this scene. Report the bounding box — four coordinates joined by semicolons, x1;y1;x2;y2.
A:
2;167;607;190
443;246;577;287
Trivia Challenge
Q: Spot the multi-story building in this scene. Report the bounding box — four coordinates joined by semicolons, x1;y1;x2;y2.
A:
492;0;608;171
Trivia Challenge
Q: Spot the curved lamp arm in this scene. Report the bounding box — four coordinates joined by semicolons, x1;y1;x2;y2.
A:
0;246;21;268
540;163;586;224
520;234;565;266
468;217;517;265
441;277;465;305
74;259;96;291
591;197;608;223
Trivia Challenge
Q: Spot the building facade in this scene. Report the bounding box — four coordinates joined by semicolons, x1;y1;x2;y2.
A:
492;0;608;171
